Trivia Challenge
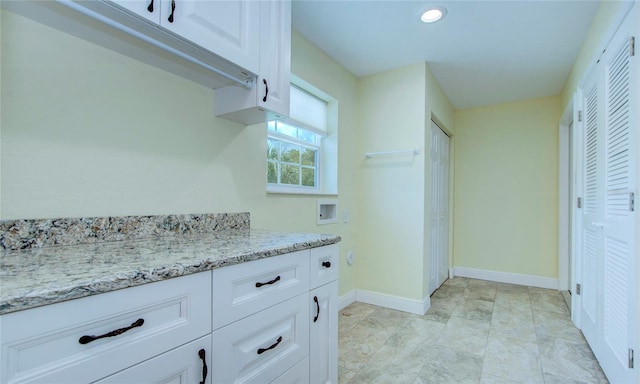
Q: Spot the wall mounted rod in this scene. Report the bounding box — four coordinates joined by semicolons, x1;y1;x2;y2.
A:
364;149;420;158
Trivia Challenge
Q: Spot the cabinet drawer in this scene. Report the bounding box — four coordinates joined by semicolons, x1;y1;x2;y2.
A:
212;294;310;384
309;244;339;289
271;357;309;384
212;251;309;329
95;335;212;384
0;272;211;384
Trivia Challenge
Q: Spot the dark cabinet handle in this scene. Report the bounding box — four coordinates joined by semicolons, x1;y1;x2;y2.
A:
257;336;282;355
322;261;331;268
147;0;153;13
79;318;144;344
313;296;320;323
168;0;175;23
255;275;280;288
262;79;269;102
198;349;208;384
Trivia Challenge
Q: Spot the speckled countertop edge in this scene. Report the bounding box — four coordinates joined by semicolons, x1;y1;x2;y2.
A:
0;229;341;315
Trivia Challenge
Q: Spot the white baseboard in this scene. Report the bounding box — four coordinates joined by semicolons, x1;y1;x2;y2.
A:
452;266;559;290
338;289;357;311
355;289;430;315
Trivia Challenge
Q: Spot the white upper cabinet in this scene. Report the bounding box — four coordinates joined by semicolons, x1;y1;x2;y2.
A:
110;0;260;75
158;0;260;75
214;0;291;125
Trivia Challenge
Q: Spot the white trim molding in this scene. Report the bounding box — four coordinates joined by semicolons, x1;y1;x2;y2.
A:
452;267;559;290
338;289;357;311
337;289;430;315
355;289;430;315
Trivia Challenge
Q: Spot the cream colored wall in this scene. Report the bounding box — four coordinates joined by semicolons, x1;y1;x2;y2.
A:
356;63;427;300
561;1;630;108
354;62;454;302
0;12;359;294
453;95;561;278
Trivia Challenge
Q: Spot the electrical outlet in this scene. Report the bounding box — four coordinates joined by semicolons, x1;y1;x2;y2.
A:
346;251;354;265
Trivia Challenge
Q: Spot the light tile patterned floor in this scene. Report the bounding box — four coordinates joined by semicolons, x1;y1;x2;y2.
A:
338;277;608;384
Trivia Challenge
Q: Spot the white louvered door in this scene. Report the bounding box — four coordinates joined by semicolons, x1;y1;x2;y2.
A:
577;6;637;383
579;64;603;348
599;10;637;382
429;121;450;295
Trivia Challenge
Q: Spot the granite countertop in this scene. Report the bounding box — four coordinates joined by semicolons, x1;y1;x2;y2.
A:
0;229;341;315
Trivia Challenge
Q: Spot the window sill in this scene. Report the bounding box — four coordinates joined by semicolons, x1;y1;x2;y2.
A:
266;185;337;196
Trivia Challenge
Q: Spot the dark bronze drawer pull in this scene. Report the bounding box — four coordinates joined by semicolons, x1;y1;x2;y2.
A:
78;318;144;344
198;349;208;384
147;0;153;13
255;275;281;288
322;261;331;268
257;336;282;355
313;296;320;323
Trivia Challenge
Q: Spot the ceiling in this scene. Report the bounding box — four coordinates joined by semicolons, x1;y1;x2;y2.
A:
291;0;601;109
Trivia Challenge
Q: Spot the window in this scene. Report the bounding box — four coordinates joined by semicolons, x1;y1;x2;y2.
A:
267;121;320;188
267;81;336;194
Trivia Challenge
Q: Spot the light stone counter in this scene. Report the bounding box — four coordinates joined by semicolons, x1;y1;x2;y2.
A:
0;215;340;315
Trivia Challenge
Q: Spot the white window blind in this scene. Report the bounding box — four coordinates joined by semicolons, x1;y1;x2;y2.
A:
289;85;327;134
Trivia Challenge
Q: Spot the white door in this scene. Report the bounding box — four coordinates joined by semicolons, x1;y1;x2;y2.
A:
579;62;603;349
576;6;638;383
429;121;450;295
597;10;637;382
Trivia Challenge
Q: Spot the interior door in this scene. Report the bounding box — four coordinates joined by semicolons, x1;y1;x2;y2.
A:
438;127;450;286
428;121;450;295
579;62;603;349
597;11;637;382
576;6;638;382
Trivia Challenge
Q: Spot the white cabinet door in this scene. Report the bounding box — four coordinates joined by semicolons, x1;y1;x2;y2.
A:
309;281;338;384
95;335;212;384
214;0;291;124
159;0;260;75
257;0;291;116
109;0;160;23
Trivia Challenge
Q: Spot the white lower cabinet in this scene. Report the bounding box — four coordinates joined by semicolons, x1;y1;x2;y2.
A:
94;335;212;384
309;281;338;384
0;245;338;384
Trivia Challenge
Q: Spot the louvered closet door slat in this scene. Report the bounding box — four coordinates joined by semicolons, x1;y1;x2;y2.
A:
584;85;599;216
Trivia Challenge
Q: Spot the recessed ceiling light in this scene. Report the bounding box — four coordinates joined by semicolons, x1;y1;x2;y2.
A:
421;7;446;23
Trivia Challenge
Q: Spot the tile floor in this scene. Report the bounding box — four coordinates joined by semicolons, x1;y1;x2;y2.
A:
338;277;608;384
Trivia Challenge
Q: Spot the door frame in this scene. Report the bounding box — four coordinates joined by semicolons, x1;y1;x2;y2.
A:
558;98;573;293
